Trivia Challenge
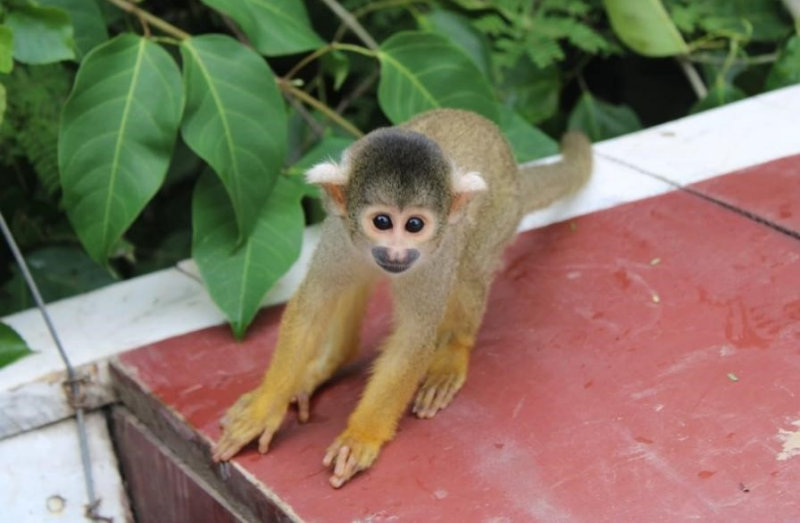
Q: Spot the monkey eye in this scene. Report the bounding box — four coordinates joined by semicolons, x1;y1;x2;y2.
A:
373;214;393;230
405;217;425;233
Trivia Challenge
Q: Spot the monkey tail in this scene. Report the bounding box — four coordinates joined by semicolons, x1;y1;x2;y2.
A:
518;131;593;214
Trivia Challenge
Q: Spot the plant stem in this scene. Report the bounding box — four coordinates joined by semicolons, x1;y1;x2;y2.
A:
690;52;778;66
286;45;335;80
105;0;191;40
334;0;429;42
319;0;380;50
331;42;378;58
676;56;708;100
277;79;363;138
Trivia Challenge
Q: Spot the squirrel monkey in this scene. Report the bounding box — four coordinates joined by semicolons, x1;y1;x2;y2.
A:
212;109;592;488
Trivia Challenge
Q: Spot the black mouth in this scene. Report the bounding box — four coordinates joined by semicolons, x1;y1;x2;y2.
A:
376;260;411;273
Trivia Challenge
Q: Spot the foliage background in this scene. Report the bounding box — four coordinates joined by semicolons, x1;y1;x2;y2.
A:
0;0;798;356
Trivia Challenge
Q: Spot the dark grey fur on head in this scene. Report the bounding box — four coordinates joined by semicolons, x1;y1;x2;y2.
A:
345;128;452;218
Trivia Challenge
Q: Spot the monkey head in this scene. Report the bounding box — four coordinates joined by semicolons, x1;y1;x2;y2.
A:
305;128;486;275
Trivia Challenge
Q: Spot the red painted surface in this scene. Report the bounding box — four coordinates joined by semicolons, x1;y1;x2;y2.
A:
118;165;800;521
692;154;800;233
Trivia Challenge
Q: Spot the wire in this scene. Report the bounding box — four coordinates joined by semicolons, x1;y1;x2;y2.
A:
0;211;102;517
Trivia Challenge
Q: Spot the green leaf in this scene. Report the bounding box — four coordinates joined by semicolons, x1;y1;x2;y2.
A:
192;174;304;338
286;135;353;178
419;8;493;77
766;35;800;90
497;106;558;163
4;5;75;64
180;34;287;242
498;57;560;124
377;31;499;124
696;0;792;42
689;80;746;114
603;0;689;56
0;323;32;368
0;246;117;315
286;135;353;199
59;35;183;263
321;50;349;91
38;0;108;60
4;64;72;195
0;25;13;73
568;91;643;141
200;0;324;56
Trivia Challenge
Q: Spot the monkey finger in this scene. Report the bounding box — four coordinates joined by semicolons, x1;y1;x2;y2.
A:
257;428;275;454
333;446;351;477
413;382;439;417
212;437;244;463
329;447;360;489
295;392;311;423
322;442;341;467
434;383;457;412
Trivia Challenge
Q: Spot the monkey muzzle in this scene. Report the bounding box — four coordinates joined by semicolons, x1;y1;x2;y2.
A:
371;247;419;274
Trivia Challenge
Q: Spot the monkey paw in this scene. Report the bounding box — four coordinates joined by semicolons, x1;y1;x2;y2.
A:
412;345;469;419
212;390;284;463
323;430;383;488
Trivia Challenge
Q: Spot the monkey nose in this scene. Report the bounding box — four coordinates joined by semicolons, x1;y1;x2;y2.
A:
371;247;419;274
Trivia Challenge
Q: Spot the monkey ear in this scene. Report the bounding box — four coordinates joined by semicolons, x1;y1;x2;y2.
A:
306;161;349;215
449;169;486;223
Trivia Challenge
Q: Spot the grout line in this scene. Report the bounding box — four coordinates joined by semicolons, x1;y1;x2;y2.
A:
594;151;683;189
597;152;800;242
678;186;800;241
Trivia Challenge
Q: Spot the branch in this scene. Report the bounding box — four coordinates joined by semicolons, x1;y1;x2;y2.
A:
105;0;190;40
277;79;363;138
335;69;379;114
333;0;429;42
284;92;326;139
676;56;708;100
221;15;254;49
319;0;380;50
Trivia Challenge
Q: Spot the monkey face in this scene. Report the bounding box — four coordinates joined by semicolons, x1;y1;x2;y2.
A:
359;205;439;275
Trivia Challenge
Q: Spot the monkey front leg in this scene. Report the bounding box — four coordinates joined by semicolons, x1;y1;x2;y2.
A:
212;279;370;462
323;327;436;487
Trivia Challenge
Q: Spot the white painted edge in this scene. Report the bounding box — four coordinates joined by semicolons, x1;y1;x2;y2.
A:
0;412;131;522
2;85;799;439
596;84;800;186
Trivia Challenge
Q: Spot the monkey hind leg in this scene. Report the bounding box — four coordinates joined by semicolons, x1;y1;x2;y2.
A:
292;283;372;422
413;277;489;419
412;332;474;419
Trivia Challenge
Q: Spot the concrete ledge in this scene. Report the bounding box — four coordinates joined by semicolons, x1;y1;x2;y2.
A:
2;84;800;440
0;412;131;522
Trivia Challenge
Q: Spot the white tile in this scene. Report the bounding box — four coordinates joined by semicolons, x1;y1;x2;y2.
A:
597;85;800;186
518;155;673;232
1;268;220;392
0;413;131;522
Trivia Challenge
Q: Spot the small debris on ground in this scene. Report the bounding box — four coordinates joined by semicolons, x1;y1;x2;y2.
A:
46;495;66;514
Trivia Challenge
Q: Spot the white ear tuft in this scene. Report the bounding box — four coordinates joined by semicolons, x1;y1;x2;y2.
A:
452;170;487;193
305;161;348;186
